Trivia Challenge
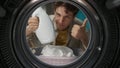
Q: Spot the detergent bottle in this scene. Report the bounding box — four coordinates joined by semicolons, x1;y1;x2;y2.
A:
32;7;55;44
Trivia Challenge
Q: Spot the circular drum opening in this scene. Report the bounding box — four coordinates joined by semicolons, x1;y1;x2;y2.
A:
25;1;91;66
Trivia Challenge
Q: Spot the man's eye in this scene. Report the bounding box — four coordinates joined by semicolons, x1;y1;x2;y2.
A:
56;12;60;16
57;14;60;17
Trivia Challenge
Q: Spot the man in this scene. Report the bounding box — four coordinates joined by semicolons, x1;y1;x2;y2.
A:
26;1;88;51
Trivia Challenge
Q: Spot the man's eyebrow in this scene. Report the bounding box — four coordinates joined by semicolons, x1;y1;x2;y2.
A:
56;12;61;16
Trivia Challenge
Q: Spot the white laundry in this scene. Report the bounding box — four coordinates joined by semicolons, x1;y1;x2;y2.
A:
41;45;75;57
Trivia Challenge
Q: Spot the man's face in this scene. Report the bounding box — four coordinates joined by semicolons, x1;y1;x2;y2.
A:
54;6;74;31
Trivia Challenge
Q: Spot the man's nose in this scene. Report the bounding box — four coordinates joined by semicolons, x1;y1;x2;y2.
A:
59;17;64;23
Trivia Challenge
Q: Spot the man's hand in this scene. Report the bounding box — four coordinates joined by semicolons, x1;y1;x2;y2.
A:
26;17;39;36
71;18;88;49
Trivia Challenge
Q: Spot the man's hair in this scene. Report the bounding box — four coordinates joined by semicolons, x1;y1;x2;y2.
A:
54;1;79;16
